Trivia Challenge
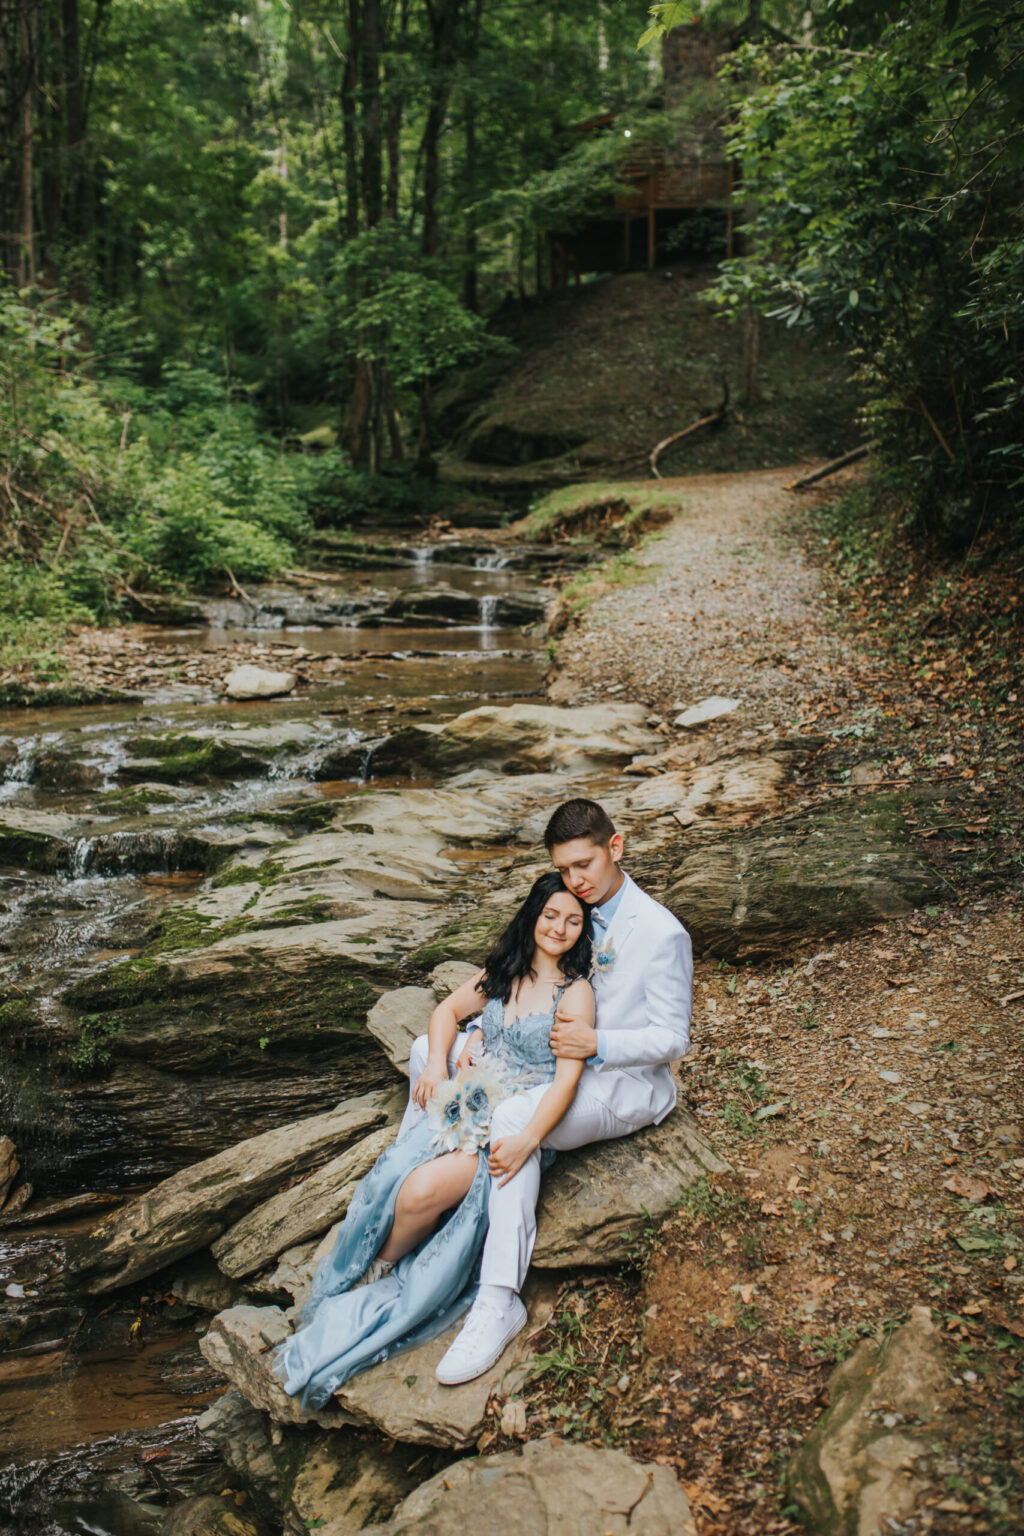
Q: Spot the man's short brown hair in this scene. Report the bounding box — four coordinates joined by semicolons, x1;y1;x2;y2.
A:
544;798;617;851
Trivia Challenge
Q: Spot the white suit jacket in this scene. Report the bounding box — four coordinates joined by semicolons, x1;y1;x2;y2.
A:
581;871;693;1127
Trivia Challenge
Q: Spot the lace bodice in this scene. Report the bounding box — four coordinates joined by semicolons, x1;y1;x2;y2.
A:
477;990;562;1092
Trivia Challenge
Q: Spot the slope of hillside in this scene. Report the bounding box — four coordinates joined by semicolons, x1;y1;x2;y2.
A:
438;270;860;483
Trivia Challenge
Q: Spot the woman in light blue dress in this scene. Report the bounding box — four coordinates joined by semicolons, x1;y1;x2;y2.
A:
274;871;594;1411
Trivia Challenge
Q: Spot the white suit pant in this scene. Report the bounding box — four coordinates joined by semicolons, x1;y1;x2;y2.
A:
402;1034;637;1292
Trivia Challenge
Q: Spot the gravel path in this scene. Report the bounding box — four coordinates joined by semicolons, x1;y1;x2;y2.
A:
551;467;853;736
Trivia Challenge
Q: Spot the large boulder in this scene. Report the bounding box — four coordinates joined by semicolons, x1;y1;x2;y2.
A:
365;988;435;1073
212;1125;395;1278
788;1305;952;1536
201;1275;559;1449
197;1389;281;1522
276;1426;435;1536
664;797;946;960
366;1440;697;1536
533;1107;729;1268
69;1091;390;1292
367;703;660;779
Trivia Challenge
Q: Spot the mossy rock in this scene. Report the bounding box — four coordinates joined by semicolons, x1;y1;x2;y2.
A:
664;794;946;961
97;784;190;813
0;824;71;874
30;750;103;792
120;734;278;784
0;683;135;708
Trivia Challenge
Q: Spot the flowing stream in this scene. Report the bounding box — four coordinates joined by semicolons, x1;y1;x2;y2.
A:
0;536;563;1534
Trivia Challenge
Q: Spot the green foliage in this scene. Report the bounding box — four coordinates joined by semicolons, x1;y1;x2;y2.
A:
707;0;1024;539
70;1015;125;1074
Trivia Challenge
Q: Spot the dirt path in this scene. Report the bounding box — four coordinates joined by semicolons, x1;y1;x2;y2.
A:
551;467;849;734
524;468;1024;1536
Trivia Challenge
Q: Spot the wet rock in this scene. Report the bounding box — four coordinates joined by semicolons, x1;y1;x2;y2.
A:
664;797;946;961
370;1440;697;1536
788;1306;952;1536
30;749;103;791
224;666;297;701
0;809;75;872
277;1427;432;1536
69;1091;391;1293
160;1493;273;1536
212;1125;395;1279
197;1389;280;1519
202;1275;559;1448
533;1108;729;1267
365;987;435;1073
381;588;483;625
368;702;659;779
2;1180;33;1218
124;591;206;625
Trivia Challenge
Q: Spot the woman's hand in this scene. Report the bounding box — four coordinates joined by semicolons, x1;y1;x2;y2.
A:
455;1039;476;1073
412;1058;448;1109
488;1131;538;1187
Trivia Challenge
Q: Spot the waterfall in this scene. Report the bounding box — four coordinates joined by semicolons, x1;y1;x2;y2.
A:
412;547;433;568
478;595;499;631
69;829;204;879
474;551;512;571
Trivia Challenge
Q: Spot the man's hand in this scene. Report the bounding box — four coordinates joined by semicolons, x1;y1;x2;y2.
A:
488;1131;538;1187
549;1008;598;1061
411;1059;448;1108
455;1036;477;1073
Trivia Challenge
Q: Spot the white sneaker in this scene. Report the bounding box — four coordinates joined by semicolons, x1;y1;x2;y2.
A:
353;1258;393;1289
435;1294;527;1385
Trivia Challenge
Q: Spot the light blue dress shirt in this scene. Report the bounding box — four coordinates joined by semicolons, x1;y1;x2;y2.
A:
589;875;627;1064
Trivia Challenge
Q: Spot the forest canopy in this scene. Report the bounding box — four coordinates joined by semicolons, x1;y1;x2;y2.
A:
0;0;1021;679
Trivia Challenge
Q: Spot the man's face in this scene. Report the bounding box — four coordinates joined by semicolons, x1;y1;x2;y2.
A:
549;833;624;906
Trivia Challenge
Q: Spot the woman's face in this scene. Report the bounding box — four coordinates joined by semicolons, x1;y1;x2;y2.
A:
533;890;585;960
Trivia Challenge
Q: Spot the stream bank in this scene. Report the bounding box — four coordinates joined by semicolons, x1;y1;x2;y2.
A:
1;475;1020;1535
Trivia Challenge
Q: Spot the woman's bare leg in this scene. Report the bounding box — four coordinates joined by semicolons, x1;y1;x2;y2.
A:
376;1151;479;1265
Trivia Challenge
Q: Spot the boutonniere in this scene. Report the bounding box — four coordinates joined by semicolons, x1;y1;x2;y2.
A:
592;936;617;979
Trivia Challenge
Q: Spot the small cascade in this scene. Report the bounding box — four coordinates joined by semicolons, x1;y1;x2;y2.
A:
474;551;513;571
478;594;499;631
0;740;38;788
411;546;434;568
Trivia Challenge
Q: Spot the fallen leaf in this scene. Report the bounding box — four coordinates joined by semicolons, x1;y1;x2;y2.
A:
499;1399;527;1439
739;1284;755;1304
806;1274;839;1298
760;1199;783;1216
754;1100;790;1121
944;1174;995;1202
1005;1256;1018;1273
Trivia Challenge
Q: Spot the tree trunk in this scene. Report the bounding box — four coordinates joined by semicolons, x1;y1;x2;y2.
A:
18;0;35;287
742;304;759;403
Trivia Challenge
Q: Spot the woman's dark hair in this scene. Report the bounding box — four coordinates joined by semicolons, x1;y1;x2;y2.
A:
480;871;592;1004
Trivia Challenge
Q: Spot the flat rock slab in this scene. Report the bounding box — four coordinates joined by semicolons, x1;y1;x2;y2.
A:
203;1276;558;1449
367;1440;697;1535
213;1125;395;1278
663;796;946;960
368;702;659;779
533;1106;729;1267
70;1091;390;1293
789;1305;952;1536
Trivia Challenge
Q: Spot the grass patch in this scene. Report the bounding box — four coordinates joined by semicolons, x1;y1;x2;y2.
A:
520;482;682;547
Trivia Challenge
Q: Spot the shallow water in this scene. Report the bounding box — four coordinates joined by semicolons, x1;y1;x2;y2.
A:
0;541;554;1530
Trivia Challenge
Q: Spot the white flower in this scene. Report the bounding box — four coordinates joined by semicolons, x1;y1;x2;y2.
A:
426;1057;512;1152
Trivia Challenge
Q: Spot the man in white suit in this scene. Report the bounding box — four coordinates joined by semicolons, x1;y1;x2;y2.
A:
400;797;693;1385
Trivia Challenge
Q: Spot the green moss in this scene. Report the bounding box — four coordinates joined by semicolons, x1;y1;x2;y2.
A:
225;801;339;833
0;827;69;874
0;998;37;1035
0;683;134;708
97;786;186;812
257;897;334;928
409;910;503;970
211;858;286;891
122;734;280;783
520;483;681;545
69;1015;125;1074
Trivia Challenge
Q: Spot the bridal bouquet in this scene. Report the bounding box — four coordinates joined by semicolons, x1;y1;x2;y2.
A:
426;1057;512;1153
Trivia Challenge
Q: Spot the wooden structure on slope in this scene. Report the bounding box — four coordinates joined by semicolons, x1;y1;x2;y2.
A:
553;15;783;282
